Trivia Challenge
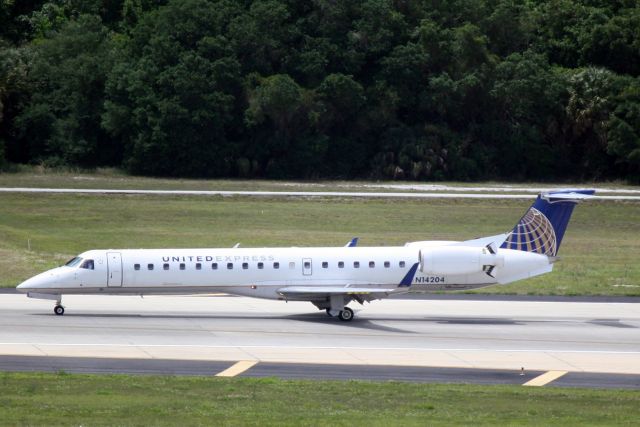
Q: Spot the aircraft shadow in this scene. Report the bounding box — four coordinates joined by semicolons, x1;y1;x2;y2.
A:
422;317;523;325
31;312;417;333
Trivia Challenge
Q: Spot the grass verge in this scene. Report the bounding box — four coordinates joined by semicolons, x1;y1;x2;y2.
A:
1;372;638;426
1;192;639;296
1;166;639;193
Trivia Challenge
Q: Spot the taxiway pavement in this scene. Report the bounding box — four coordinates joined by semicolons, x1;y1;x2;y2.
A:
1;294;638;387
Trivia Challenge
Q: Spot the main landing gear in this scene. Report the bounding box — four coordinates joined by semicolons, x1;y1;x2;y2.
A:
326;306;354;322
338;307;354;321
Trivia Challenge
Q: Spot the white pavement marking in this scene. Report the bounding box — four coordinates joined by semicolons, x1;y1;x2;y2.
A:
215;360;258;377
1;187;639;200
1;343;639;354
523;370;569;386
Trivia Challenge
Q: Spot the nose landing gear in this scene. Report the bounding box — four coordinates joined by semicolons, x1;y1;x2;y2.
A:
54;296;64;316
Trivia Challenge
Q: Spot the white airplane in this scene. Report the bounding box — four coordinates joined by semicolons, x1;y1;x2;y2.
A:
17;189;594;321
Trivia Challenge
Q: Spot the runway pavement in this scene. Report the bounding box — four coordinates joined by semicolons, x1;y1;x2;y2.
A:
1;294;638;388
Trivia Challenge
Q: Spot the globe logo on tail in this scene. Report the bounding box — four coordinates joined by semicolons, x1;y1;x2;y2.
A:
502;207;557;256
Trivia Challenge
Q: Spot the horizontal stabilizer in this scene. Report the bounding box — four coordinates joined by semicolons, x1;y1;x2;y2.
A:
454;233;509;248
542;191;595;202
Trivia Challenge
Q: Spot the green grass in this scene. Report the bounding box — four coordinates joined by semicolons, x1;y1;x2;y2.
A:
1;190;639;296
1;166;639;193
0;372;638;426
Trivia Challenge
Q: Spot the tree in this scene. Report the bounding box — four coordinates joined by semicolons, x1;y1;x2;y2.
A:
582;7;640;76
487;50;566;179
244;73;327;178
13;14;116;167
564;67;624;178
607;78;640;180
0;41;32;163
103;0;243;176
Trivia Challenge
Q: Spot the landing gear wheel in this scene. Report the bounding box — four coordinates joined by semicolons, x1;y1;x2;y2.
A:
54;305;64;316
338;307;354;322
326;308;334;317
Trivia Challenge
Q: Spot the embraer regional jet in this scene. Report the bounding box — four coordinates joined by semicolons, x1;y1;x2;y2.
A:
17;190;594;321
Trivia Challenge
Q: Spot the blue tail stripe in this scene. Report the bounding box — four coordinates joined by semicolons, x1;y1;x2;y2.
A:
500;189;594;256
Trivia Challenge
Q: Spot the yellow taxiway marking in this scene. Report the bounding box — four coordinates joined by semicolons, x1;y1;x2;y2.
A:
215;360;258;377
523;370;568;387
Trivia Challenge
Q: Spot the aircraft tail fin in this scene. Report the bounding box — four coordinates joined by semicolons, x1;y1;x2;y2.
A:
500;189;595;256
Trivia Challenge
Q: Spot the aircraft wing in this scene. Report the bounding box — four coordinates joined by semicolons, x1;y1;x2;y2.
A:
278;286;399;296
277;262;419;300
277;286;405;303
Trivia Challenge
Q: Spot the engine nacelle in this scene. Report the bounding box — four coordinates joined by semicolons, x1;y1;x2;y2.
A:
419;246;504;275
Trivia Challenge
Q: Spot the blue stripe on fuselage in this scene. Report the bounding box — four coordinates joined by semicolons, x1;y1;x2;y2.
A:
399;263;419;287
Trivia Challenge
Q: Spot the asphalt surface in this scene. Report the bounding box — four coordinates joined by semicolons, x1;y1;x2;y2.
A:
2;355;639;389
1;294;639;388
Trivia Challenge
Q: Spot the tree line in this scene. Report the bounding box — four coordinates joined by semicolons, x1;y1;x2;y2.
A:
1;0;639;181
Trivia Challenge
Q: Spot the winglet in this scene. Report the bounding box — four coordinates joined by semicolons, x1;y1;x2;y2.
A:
345;237;359;247
399;263;419;287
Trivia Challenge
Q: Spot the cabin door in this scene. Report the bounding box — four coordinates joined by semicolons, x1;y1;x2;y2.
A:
302;258;312;276
107;252;123;287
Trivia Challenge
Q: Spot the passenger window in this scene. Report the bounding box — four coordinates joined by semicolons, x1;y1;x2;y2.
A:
399;261;406;268
338;261;344;268
80;259;94;270
369;261;375;268
242;262;248;270
273;262;280;269
354;261;360;268
179;263;185;270
227;263;233;270
163;263;169;270
212;263;218;270
134;264;140;271
322;262;328;268
304;261;311;269
147;264;154;270
289;262;295;269
196;263;202;270
258;262;264;269
384;261;390;268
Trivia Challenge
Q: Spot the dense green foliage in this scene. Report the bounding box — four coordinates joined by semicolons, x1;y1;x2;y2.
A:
1;0;639;180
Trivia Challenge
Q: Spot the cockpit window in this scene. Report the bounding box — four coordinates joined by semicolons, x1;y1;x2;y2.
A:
80;259;94;270
65;257;83;267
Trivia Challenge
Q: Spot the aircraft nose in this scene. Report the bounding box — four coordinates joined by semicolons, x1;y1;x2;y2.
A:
16;278;35;292
16;271;58;292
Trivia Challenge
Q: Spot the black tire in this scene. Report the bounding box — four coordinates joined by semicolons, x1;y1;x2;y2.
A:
54;305;64;316
338;307;354;322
